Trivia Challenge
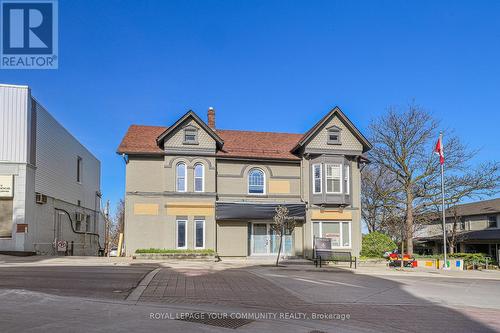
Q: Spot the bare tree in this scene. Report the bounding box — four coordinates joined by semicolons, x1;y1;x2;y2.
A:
369;102;499;254
447;205;465;254
271;205;297;267
361;164;401;233
109;199;125;248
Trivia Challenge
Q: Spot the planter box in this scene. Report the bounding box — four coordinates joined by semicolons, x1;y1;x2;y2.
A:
133;253;217;260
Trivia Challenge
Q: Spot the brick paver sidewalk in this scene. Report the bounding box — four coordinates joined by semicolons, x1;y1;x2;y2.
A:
140;267;308;310
138;266;499;332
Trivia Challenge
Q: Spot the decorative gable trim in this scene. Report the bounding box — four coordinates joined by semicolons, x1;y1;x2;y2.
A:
156;110;224;149
291;106;372;153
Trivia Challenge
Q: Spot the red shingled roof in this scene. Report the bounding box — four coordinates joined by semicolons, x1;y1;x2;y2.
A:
117;125;166;155
117;125;302;160
217;129;302;160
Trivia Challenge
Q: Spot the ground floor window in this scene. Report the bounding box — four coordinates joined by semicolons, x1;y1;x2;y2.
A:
313;221;351;248
195;219;205;249
0;199;13;238
251;222;293;255
176;220;187;249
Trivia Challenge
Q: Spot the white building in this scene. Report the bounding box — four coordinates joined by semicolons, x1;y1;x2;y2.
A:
0;84;104;255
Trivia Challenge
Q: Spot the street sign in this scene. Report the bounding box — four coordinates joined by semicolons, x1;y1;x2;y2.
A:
57;240;67;252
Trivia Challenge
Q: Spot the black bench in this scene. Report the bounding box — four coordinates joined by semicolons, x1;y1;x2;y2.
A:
314;250;357;269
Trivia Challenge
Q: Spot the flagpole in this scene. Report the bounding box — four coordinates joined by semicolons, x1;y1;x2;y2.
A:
440;132;448;269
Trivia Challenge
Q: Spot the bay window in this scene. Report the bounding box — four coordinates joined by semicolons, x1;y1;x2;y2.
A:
344;165;350;195
325;164;342;194
312;164;322;194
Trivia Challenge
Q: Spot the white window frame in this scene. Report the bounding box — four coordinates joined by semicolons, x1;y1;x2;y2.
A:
312;221;352;249
193;163;204;192
325;163;342;194
312;164;322;194
176;219;187;249
194;219;205;249
344;164;350;195
176;162;187;192
247;168;266;195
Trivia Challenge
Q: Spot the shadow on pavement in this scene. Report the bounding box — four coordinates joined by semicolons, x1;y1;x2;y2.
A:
0;258;496;332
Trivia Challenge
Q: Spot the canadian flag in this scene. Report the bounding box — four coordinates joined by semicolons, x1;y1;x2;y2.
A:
435;136;444;165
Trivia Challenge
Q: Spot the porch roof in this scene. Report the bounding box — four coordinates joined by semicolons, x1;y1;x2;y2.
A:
417;229;500;242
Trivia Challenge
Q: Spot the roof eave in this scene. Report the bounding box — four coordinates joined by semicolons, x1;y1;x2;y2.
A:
291;106;373;153
156;110;224;147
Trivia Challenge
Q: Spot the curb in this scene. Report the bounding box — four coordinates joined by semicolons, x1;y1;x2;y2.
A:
126;267;161;302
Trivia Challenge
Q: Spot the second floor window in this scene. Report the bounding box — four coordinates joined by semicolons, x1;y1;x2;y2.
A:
176;162;187;192
488;215;497;229
313;164;322;194
248;168;265;194
194;163;204;192
344;165;350;195
326;164;342;194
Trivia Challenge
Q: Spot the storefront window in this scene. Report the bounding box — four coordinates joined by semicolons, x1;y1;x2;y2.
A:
0;199;13;238
313;221;351;248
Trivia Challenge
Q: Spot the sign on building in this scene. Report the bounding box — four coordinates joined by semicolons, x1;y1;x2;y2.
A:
0;175;13;197
314;237;332;250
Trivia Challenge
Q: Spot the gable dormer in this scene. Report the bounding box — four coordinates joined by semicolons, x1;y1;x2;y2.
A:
156;110;224;155
292;106;371;155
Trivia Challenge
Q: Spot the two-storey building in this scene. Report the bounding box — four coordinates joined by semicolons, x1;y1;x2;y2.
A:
118;107;371;257
415;198;500;260
0;84;104;255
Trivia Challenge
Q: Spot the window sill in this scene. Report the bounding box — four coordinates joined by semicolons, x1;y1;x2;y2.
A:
183;141;199;145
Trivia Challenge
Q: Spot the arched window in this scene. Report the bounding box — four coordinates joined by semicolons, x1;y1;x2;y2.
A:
194;163;204;192
176;162;187;192
248;168;265;194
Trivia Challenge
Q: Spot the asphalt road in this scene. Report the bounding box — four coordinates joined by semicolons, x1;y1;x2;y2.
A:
0;263;157;300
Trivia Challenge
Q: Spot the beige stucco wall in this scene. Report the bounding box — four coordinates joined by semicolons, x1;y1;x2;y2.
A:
124;155;216;256
306;114;363;152
216;221;248;256
124;194;216;255
126;156;165;192
163;155;216;193
217;160;301;202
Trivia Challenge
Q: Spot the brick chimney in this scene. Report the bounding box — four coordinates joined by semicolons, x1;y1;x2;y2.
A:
207;107;216;129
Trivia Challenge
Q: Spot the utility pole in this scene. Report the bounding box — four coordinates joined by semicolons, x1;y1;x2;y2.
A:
105;200;110;257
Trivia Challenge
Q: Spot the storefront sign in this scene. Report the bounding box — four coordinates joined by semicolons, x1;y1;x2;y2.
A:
0;175;13;198
314;237;332;250
325;233;340;247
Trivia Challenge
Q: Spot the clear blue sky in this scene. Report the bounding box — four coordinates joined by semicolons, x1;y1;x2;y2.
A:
2;0;499;212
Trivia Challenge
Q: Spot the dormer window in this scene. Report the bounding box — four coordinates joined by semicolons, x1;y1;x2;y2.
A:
183;126;198;144
327;126;341;145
